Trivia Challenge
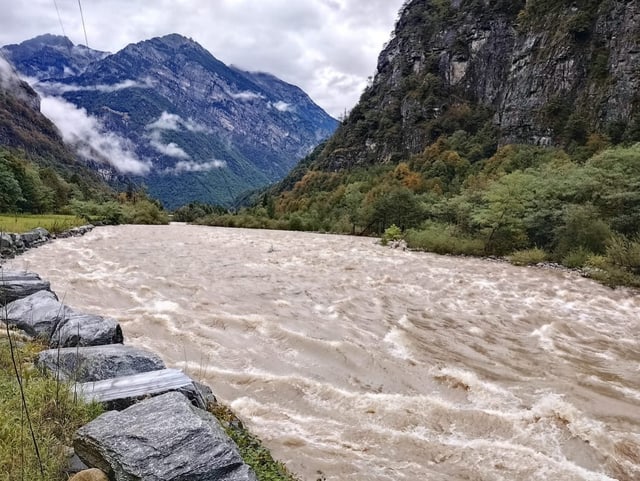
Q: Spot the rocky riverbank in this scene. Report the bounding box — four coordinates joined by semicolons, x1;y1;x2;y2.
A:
0;225;95;260
0;269;259;480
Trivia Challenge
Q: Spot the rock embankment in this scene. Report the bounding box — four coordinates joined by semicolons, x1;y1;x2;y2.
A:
0;268;257;481
0;225;94;259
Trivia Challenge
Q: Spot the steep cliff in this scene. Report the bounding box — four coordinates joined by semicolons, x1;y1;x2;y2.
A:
312;0;639;171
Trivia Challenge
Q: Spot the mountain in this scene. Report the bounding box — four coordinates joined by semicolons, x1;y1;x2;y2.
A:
197;0;640;290
1;34;108;79
2;34;338;209
0;56;112;212
295;0;639;173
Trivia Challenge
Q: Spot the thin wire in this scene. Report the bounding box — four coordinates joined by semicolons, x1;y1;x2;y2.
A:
52;0;68;39
77;0;89;47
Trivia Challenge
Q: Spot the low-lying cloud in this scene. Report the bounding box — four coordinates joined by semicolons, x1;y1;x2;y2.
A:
146;111;210;133
164;159;226;174
40;96;151;175
148;131;190;159
229;90;264;101
37;77;154;96
272;100;293;112
145;111;211;159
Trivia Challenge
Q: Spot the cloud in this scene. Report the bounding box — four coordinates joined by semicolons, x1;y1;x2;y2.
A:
272;101;293;112
0;0;406;117
146;111;210;133
40;95;151;174
0;55;22;91
148;133;190;159
164;159;226;174
147;111;182;131
144;111;211;158
37;77;154;95
229;90;264;101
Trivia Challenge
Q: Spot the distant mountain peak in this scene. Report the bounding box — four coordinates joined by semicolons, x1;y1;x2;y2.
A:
1;33;338;208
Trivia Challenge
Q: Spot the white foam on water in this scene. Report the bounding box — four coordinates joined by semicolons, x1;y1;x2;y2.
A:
383;327;414;361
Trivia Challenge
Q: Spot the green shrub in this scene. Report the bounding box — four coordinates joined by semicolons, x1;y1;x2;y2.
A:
405;222;485;256
381;224;402;246
606;234;640;274
508;247;547;266
562;247;593;268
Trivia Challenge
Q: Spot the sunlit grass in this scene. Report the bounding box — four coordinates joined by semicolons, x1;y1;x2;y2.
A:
0;214;85;234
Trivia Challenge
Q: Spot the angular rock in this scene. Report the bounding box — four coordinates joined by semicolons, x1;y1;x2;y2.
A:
0;270;51;305
74;391;257;481
51;311;123;348
2;290;68;340
37;344;165;382
75;368;210;410
20;227;50;247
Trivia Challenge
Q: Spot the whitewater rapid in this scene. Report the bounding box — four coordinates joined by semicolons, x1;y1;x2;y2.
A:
5;224;640;480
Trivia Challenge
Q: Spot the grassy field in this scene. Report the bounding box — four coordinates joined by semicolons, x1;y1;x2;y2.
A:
0;214;86;234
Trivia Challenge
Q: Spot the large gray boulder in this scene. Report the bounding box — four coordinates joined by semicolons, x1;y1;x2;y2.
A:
74;391;257;481
37;344;165;383
75;368;211;410
51;311;123;349
2;290;68;340
0;270;51;305
20;227;50;247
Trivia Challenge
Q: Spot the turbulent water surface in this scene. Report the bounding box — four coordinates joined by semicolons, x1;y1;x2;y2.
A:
6;224;640;480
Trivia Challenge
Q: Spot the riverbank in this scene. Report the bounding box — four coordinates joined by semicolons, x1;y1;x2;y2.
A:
0;227;299;480
0;224;95;261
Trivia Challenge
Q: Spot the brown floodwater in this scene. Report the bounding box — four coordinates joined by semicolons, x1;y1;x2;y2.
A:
6;224;640;480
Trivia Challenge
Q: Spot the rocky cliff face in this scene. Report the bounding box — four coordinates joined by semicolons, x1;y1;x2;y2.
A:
315;0;640;171
3;34;338;208
1;34;108;80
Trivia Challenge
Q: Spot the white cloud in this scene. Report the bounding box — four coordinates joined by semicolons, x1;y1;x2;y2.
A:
146;111;210;133
272;101;293;112
229;90;264;101
165;159;226;174
40;95;151;174
147;111;182;131
37;77;153;95
149;134;190;159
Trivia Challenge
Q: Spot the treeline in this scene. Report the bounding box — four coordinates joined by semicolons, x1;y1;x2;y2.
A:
0;148;168;225
179;137;640;288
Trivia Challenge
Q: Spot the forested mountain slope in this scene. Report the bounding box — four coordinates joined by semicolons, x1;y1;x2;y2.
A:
198;0;640;287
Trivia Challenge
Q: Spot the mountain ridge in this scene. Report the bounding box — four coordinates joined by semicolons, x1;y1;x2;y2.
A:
2;33;338;209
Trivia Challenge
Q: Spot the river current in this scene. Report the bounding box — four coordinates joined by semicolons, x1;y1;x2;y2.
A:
5;224;640;480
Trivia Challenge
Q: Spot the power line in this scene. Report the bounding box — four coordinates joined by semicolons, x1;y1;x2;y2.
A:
52;0;68;39
77;0;89;47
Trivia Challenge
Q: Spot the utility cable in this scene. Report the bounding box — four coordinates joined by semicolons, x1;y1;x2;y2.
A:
52;0;68;39
77;0;89;47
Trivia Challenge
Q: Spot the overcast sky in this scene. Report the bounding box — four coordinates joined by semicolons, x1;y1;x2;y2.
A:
0;0;406;117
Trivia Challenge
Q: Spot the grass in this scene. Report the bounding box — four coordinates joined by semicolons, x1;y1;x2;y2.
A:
405;222;486;256
0;214;86;235
209;403;300;481
0;332;103;480
508;247;547;266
